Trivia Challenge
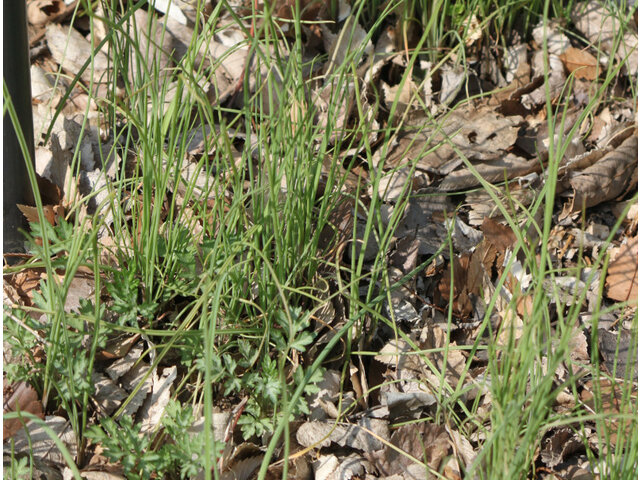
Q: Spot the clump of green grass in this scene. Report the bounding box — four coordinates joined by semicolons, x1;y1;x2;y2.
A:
3;0;637;478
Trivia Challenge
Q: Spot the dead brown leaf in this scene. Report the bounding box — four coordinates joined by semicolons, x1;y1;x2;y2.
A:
17;204;60;227
438;154;540;192
597;329;638;380
437;253;481;318
374;422;449;477
386;107;523;174
581;378;638;446
296;418;389;451
568;134;638;213
4;267;47;306
521;52;566;109
3;382;45;441
571;1;638;76
559;47;600;80
45;23;110;84
540;428;585;468
27;0;65;27
605;236;638;304
477;217;517;276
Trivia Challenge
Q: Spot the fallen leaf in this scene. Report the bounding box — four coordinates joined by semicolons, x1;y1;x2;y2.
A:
17;204;59;227
374;422;450;476
438;154;539;192
45;24;110;84
541;428;585;468
598;329;638;380
118;361;153;418
393;193;453;256
568;135;638;213
3;382;45;441
560;47;600;80
27;0;66;27
605;236;638;304
139;366;178;435
91;373;128;417
296;418;389;451
386;107;523;173
571;1;638;76
322;14;373;76
521;52;566;108
3;415;77;466
532;19;571;55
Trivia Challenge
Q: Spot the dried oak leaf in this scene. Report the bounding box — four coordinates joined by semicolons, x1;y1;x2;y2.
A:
559;47;600;80
571;1;638;76
386;107;522;174
520;52;566;109
437;253;482;318
541;428;585;468
296;418;389;452
438;154;539;192
581;379;638;447
476;217;517;275
3;415;77;466
17;204;61;228
27;0;65;27
45;24;110;84
374;422;450;477
568;134;638;213
605;236;638;304
3;382;45;441
4;267;47;306
597;329;638;380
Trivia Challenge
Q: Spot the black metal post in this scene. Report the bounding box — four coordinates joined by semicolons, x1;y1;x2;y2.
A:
4;0;35;256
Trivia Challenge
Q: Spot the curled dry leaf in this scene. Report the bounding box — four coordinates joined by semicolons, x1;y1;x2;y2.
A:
462;14;482;47
45;24;110;84
296;417;389;451
311;453;370;480
559;47;600;80
220;448;264;480
3;415;77;467
571;1;638;76
27;0;65;27
373;422;450;477
437;252;482;318
118;361;153;418
386;107;523;174
322;14;373;76
597;328;638;380
17;204;62;227
532;20;571;55
91;373;128;417
503;43;530;87
521;52;566;108
393;193;453;256
438;154;540;192
605;236;638;304
568;134;638;213
466;173;539;226
139;366;178;435
71;471;126;480
439;64;467;106
105;344;144;382
3;382;45;441
541;428;585;468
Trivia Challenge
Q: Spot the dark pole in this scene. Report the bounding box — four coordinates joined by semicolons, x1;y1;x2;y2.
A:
4;0;36;256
